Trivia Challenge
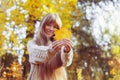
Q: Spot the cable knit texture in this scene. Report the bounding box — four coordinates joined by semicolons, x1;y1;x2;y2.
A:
27;40;73;80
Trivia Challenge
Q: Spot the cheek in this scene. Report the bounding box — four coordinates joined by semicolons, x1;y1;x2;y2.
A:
44;26;49;33
44;26;47;31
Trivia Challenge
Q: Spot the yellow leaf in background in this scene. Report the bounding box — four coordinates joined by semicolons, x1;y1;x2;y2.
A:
54;27;72;40
76;68;82;80
0;34;6;56
0;34;5;45
116;37;120;43
11;50;18;56
0;0;14;12
0;13;6;23
112;45;120;57
112;45;120;54
22;56;26;62
10;31;18;45
108;60;114;66
23;1;43;21
10;8;25;25
27;24;34;33
110;68;117;75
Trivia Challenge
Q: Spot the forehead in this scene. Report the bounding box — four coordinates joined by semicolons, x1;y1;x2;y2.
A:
45;20;59;27
45;18;57;25
46;23;59;29
46;22;57;26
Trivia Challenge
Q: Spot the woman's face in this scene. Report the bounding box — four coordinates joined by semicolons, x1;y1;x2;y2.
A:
44;24;58;38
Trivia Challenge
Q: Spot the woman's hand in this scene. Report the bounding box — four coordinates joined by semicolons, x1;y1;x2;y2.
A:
63;39;73;53
51;39;73;53
52;40;64;52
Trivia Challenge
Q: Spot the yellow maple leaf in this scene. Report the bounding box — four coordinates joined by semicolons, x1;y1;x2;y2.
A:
10;8;25;25
111;45;120;58
10;31;18;45
110;68;117;75
54;27;72;40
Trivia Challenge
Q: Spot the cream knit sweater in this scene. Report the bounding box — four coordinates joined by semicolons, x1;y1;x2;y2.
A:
27;40;73;80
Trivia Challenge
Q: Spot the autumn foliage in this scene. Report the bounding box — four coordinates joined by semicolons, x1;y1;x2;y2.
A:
0;0;120;80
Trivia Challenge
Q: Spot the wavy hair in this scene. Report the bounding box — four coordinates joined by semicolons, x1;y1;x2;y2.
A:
33;13;62;45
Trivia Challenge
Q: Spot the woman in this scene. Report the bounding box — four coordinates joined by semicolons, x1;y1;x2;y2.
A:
27;13;73;80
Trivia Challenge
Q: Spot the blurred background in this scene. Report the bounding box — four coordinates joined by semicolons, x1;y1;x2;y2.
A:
0;0;120;80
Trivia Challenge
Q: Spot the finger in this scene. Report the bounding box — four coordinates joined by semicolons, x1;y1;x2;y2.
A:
52;41;63;48
64;44;72;50
53;43;62;50
52;40;63;46
52;41;64;49
64;45;71;53
63;39;72;43
53;42;64;50
53;44;62;51
65;45;70;50
63;39;73;47
64;41;73;48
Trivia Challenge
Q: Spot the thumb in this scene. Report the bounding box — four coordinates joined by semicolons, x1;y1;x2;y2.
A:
61;46;65;53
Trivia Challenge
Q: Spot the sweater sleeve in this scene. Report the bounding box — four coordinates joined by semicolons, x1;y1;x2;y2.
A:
60;46;73;67
27;40;50;64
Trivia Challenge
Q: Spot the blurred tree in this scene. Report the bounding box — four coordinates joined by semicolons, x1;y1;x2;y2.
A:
1;0;120;80
0;0;80;79
69;0;120;80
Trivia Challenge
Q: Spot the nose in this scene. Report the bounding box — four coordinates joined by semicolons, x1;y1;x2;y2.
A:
49;26;54;31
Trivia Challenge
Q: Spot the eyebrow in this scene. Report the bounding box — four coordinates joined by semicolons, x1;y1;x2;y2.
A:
54;25;59;29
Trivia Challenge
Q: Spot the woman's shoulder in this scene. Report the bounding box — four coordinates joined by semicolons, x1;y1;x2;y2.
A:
27;40;38;51
27;39;35;46
27;39;51;51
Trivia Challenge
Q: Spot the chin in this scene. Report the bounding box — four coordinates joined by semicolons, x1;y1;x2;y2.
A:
47;35;53;38
46;33;54;38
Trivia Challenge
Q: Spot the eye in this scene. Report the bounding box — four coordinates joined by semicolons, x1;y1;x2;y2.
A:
47;24;51;26
54;25;59;30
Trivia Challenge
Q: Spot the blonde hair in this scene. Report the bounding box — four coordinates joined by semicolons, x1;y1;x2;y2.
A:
33;13;62;45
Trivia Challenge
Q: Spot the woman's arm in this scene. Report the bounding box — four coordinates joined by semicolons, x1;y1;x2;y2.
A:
27;40;50;64
46;40;73;70
47;50;63;70
61;46;73;67
47;47;73;70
